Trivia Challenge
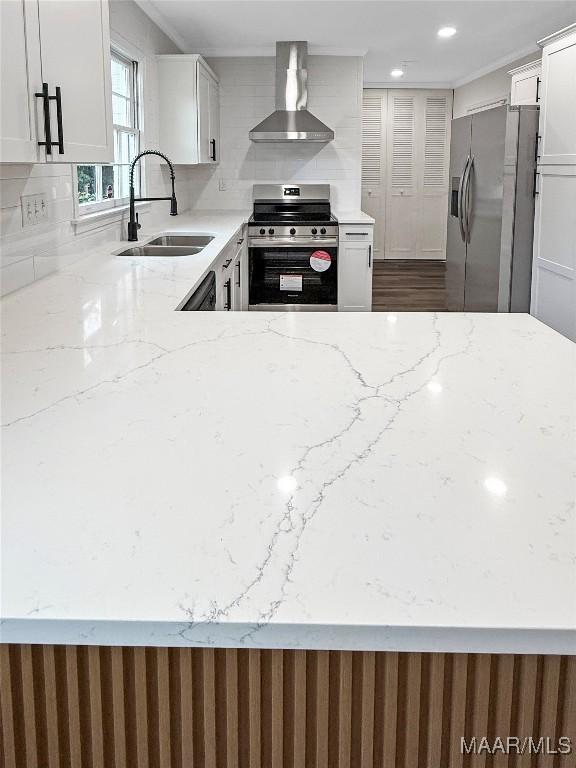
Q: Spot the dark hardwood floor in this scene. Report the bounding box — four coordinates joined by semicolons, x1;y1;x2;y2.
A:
372;260;447;312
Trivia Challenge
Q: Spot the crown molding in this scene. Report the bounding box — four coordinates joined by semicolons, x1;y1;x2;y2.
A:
465;95;508;115
452;44;540;88
133;0;190;53
364;82;453;90
508;59;541;76
538;22;576;48
194;46;367;58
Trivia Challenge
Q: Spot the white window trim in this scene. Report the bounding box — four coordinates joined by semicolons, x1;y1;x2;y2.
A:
71;201;151;235
73;35;147;222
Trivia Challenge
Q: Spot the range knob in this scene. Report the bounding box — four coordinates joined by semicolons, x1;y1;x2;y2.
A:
320;227;326;235
290;227;296;235
268;228;275;235
311;227;318;235
259;228;266;235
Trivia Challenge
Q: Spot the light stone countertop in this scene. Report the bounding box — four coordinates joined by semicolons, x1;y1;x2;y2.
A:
1;210;575;653
333;210;375;225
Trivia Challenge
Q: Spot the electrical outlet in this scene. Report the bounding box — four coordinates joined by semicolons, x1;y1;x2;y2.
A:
218;179;227;192
21;194;50;228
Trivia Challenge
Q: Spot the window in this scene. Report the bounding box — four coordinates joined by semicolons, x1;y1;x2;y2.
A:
76;50;140;212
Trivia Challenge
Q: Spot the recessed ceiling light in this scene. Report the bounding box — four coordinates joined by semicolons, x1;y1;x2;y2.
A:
438;26;457;38
390;68;404;78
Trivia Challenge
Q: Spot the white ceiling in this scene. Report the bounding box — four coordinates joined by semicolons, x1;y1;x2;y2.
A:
136;0;576;87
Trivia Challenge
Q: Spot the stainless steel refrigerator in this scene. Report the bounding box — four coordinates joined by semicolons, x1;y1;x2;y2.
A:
446;104;539;312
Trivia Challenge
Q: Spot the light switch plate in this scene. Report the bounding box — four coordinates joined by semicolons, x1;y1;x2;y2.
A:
21;194;51;228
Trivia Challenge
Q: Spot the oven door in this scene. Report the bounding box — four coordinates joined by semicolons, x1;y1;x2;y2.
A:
249;242;338;308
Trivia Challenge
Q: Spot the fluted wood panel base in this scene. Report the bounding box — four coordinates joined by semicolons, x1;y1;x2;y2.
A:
1;646;575;767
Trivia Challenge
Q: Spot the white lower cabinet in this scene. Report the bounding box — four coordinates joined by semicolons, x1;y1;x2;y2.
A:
215;229;247;311
0;0;113;164
338;225;374;311
227;230;248;311
531;167;576;340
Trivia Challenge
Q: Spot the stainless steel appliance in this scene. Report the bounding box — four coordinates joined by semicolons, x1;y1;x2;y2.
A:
248;184;338;310
446;104;539;312
249;42;334;143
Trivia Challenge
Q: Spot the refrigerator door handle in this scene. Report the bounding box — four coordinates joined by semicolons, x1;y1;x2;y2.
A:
458;155;470;242
463;155;474;244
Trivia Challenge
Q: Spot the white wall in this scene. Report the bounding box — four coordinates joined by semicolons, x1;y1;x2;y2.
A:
0;0;192;296
185;55;363;212
453;53;540;118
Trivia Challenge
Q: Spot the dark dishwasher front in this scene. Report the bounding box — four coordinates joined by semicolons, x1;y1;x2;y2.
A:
180;271;216;311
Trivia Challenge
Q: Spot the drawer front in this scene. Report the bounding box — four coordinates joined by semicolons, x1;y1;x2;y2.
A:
339;225;373;243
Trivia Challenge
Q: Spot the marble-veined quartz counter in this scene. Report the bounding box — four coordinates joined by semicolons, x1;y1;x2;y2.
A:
1;211;575;654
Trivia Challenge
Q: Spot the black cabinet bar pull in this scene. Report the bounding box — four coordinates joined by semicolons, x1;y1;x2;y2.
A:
52;86;64;154
35;83;53;155
35;83;65;155
224;278;232;310
535;76;541;103
210;138;216;161
368;244;372;268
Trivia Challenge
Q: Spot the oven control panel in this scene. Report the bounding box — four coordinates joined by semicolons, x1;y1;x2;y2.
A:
248;223;338;241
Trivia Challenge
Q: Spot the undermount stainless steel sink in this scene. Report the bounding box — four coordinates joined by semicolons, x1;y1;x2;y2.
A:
117;234;215;258
117;245;205;258
147;235;214;247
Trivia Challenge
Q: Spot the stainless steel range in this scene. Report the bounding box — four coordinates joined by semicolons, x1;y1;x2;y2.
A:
248;184;338;310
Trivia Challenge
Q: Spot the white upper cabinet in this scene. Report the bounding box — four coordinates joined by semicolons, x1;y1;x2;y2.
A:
157;55;220;165
538;24;576;165
197;61;220;164
0;0;113;164
509;60;542;106
0;0;42;163
36;0;113;163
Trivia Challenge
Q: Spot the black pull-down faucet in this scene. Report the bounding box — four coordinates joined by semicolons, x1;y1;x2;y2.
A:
127;150;177;241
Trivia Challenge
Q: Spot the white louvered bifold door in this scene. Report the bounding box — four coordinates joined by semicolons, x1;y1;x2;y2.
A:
385;92;418;258
384;90;452;259
420;94;451;259
361;91;387;259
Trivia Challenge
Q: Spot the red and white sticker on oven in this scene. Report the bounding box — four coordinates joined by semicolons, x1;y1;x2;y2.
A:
309;250;332;272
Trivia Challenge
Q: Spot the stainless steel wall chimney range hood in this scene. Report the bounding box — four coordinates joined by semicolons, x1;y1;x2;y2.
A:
249;42;334;143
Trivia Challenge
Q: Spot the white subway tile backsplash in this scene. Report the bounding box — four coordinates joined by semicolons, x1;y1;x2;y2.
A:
187;55;363;211
0;163;72;181
0;257;35;296
0;174;73;210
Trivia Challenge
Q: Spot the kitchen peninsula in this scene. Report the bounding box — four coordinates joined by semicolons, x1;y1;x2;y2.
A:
2;213;575;767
